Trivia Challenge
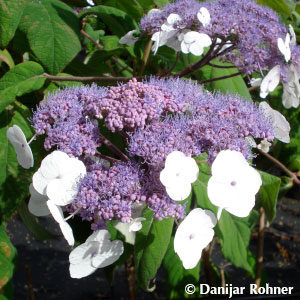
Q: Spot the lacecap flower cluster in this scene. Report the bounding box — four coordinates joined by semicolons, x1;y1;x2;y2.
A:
31;77;274;230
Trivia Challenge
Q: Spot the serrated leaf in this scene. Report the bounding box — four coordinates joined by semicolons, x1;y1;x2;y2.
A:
18;201;57;241
163;236;200;299
0;61;45;113
134;209;174;291
18;0;81;74
257;171;281;223
0;0;25;48
106;0;144;21
79;5;138;37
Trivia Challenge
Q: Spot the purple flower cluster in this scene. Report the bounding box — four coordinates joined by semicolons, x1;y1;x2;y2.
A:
94;78;184;132
71;159;185;224
32;85;107;157
140;0;300;75
128;90;274;166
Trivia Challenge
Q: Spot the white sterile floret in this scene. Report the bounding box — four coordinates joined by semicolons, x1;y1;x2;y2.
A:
151;30;177;54
289;25;296;46
160;151;199;201
257;139;272;153
69;230;124;278
250;78;262;87
47;200;75;246
197;7;211;28
114;204;145;245
207;150;262;218
259;101;290;143
174;208;216;269
278;33;291;62
6;125;34;169
32;151;86;206
282;64;300;109
28;184;50;217
119;30;139;46
161;13;183;32
181;31;212;56
260;65;281;98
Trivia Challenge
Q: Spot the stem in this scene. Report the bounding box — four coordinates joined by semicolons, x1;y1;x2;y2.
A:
198;72;242;84
126;256;135;300
38;73;138;83
207;62;236;69
258;149;300;186
25;264;35;300
255;207;265;290
202;245;216;286
94;152;121;164
64;207;81;221
139;38;152;76
220;268;226;289
27;133;37;145
80;29;133;75
100;134;129;162
160;52;181;77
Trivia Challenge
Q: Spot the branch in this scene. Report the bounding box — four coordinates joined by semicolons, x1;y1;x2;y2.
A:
100;134;129;162
139;38;152;76
160;52;180;77
198;72;242;84
258;149;300;186
255;207;265;290
80;29;133;75
38;73;138;83
207;62;236;69
94;152;121;164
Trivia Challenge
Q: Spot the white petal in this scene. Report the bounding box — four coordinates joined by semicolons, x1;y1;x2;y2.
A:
207;150;262;217
39;151;70;179
92;239;124;268
189;42;205;56
278;35;291;62
28;184;50;217
166;13;182;26
183;31;202;44
245;136;257;148
114;222;136;245
6;125;34;169
197;7;211;28
69;260;97;279
86;229;111;243
46;179;78;206
119;30;138;46
59;222;75;246
250;78;262;87
180;40;190;54
166;183;191;201
260;65;281;98
46;200;65;223
174;208;216;269
257;140;272;153
32;170;50;195
289;24;296;46
129;218;145;232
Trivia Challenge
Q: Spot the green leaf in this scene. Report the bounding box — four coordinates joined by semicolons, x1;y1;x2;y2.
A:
163;237;200;299
18;201;58;241
204;60;251;100
18;0;81;74
0;49;15;69
99;35;122;51
0;0;25;48
257;171;281;223
257;0;292;18
0;225;16;290
106;0;144;21
0;61;45;113
153;0;169;7
79;5;138;37
135;209;174;291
